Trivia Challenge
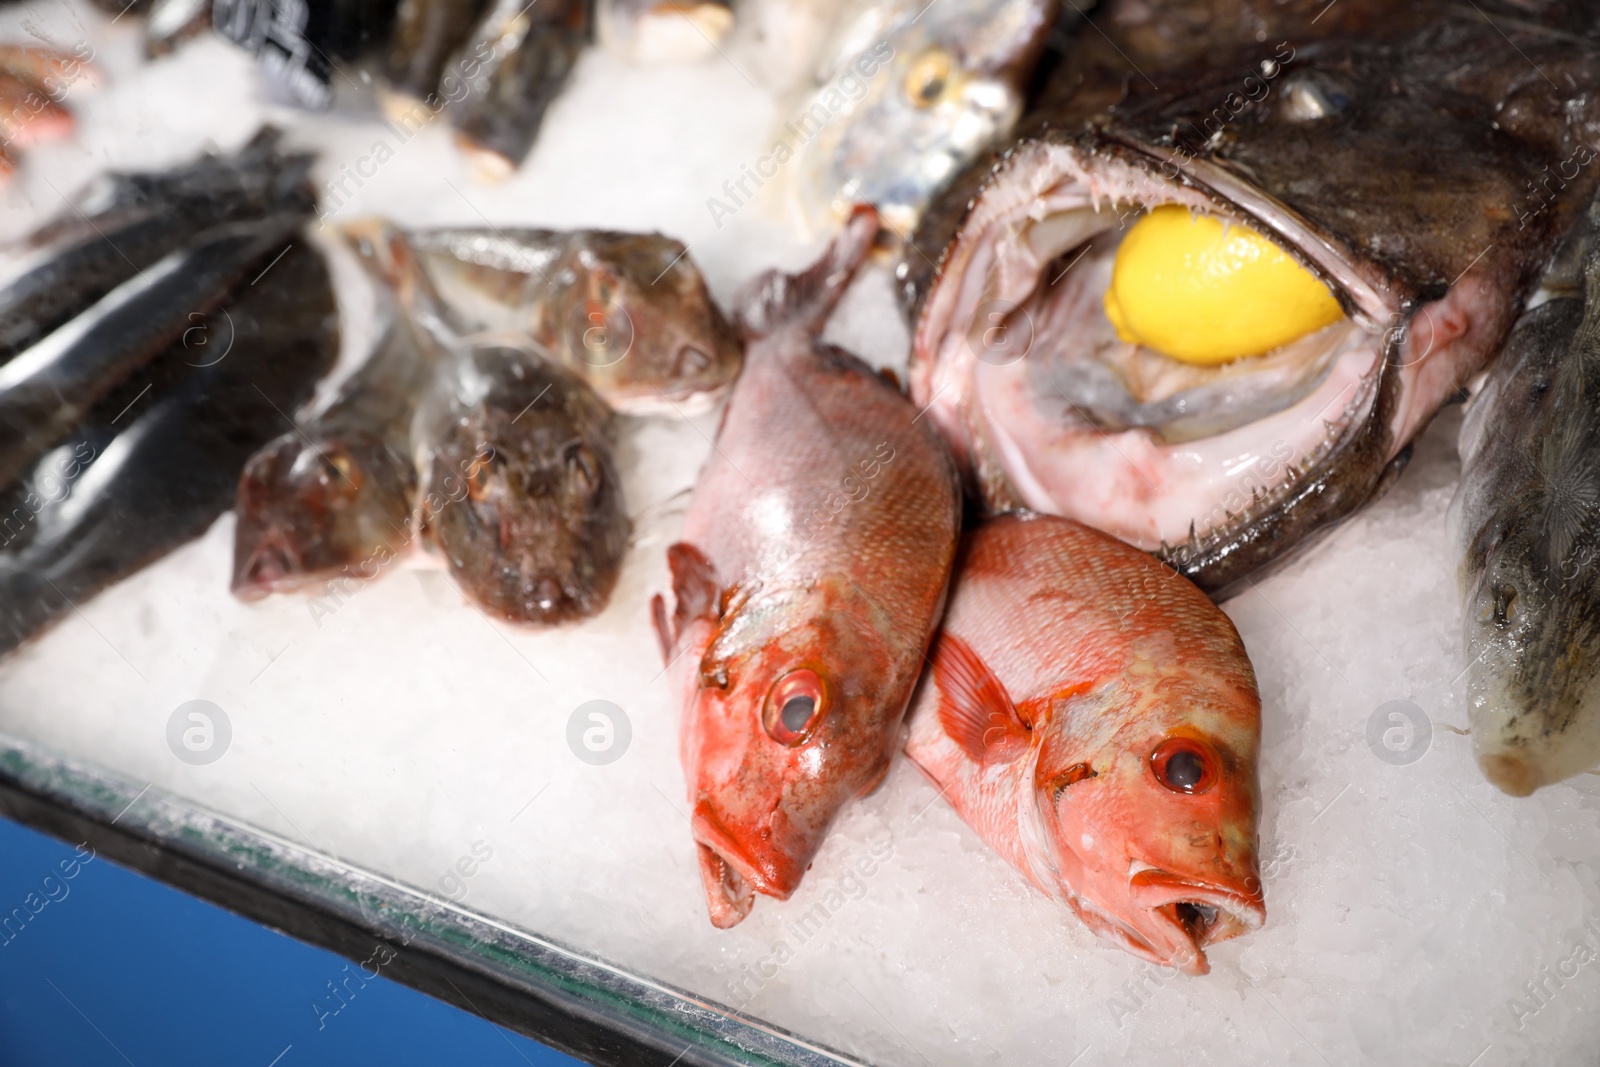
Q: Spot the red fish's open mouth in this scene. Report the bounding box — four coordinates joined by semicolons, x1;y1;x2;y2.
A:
695;842;755;929
1123;866;1267;976
691;801;806;929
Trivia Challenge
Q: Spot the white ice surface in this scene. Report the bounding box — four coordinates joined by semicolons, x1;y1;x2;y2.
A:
3;5;1600;1067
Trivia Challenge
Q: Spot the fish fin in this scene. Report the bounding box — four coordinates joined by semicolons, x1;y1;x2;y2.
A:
733;204;879;340
933;632;1030;764
666;541;721;641
650;594;673;664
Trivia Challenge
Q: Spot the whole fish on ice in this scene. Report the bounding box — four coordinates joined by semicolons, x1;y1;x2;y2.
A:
905;512;1263;974
0;215;304;495
653;207;962;927
231;224;442;600
904;16;1600;594
0;129;313;366
0;243;338;658
397;225;742;414
415;342;629;625
1451;193;1600;796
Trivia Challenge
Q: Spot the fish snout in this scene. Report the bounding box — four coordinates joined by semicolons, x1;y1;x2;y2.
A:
690;799;809;926
1125;866;1267;976
232;527;301;599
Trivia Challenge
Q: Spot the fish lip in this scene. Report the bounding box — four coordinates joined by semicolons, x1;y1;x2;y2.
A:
231;527;307;600
690;800;800;902
1125;866;1266;974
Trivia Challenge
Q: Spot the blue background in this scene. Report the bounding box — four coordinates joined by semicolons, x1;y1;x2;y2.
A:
0;816;583;1067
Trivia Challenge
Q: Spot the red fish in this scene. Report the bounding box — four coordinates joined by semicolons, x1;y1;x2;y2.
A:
653;206;962;928
905;512;1263;974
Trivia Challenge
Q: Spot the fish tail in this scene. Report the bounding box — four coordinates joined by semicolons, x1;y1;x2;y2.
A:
733;204;879;341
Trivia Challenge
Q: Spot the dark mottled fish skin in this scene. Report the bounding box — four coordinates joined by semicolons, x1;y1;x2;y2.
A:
383;0;490;104
902;16;1600;597
0;243;338;660
448;0;589;179
1451;195;1600;797
0;215;304;496
230;270;439;600
0;129;315;365
399;226;742;413
417;345;629;625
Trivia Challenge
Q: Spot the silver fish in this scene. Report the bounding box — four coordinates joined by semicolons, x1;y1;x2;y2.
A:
777;0;1057;238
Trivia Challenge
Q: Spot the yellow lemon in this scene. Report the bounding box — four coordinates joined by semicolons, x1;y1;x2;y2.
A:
1102;205;1344;365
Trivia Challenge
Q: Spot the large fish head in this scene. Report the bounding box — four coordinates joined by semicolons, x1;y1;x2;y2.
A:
682;577;904;928
1037;660;1263;975
232;430;413;600
792;0;1054;237
424;354;630;625
1457;429;1600;796
560;234;742;414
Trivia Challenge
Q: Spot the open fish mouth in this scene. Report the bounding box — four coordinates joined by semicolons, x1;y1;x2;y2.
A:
231;525;311;600
690;800;803;928
908;138;1446;593
1121;865;1266;975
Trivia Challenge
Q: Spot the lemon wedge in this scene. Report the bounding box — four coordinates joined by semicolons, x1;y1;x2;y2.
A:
1102;205;1344;365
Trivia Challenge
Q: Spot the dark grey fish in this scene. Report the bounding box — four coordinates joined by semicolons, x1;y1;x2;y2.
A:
0;128;315;365
0;243;338;659
397;225;741;413
0;215;304;495
415;343;629;625
903;15;1600;596
447;0;589;180
231;227;443;600
1450;194;1600;796
382;0;490;109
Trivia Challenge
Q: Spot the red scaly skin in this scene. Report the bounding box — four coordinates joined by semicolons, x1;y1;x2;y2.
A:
654;207;962;927
905;512;1263;974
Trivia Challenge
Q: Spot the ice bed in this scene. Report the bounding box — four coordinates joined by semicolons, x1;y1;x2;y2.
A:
1;4;1598;1065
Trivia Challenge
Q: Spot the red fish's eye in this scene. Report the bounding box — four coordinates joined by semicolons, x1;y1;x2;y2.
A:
763;668;827;746
1150;738;1217;794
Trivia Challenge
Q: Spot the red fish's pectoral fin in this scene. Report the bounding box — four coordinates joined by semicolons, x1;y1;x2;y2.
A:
696;842;755;928
733;204;879;341
933;632;1030;764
